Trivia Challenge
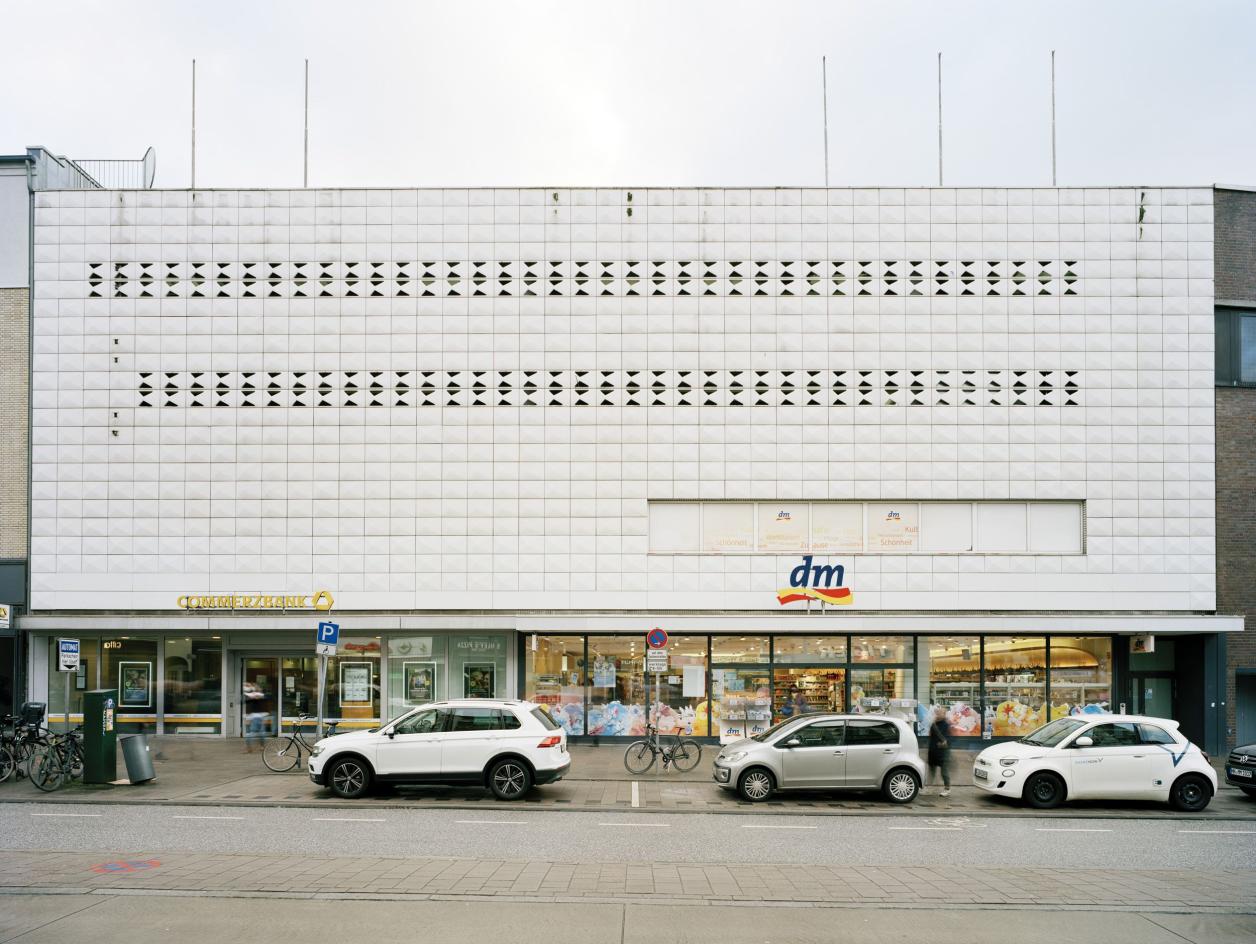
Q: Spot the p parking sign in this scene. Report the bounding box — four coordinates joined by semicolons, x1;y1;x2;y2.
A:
316;621;340;656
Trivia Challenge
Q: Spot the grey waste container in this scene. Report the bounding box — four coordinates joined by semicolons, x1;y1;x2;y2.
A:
120;734;156;783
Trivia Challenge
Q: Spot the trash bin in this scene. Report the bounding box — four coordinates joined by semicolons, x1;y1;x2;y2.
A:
119;734;156;783
81;689;118;784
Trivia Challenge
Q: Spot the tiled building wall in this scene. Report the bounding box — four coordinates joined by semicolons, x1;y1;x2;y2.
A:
0;287;28;559
28;187;1216;612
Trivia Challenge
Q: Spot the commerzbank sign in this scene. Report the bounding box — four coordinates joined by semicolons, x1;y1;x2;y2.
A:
177;590;334;612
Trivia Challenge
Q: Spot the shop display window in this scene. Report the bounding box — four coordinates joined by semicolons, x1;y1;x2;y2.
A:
587;636;647;737
101;637;159;733
164;637;222;734
982;636;1047;737
851;636;911;663
772;666;845;721
710;636;769;663
324;637;382;728
756;503;808;551
711;666;772;742
525;636;585;735
385;635;447;721
917;636;982;737
849;668;915;724
647;636;707;737
772;635;847;664
449;634;508;700
1048;637;1112;717
866;503;919;551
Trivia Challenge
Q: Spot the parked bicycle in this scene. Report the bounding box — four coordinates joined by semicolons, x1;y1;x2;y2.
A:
623;723;702;774
262;713;340;772
30;727;85;792
0;716;50;784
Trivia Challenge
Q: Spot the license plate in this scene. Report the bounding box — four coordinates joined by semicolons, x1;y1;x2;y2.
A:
1229;767;1253;779
974;768;989;781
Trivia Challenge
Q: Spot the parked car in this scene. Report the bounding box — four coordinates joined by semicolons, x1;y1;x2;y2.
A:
1225;742;1256;797
308;699;570;800
972;714;1216;812
712;713;926;803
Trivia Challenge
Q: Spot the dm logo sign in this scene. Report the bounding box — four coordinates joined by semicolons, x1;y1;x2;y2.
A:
777;555;853;606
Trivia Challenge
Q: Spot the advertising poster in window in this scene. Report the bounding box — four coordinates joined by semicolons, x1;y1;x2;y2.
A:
866;504;919;551
757;504;808;551
119;661;152;707
702;503;753;552
464;664;495;698
339;663;373;705
811;504;864;551
403;661;436;705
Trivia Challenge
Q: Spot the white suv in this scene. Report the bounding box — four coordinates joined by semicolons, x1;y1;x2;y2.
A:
308;700;570;800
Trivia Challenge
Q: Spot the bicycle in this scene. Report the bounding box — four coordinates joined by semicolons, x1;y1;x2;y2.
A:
623;723;702;774
262;713;339;772
30;727;85;792
0;712;50;784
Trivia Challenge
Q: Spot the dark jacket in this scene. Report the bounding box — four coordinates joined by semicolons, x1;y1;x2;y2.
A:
927;716;951;765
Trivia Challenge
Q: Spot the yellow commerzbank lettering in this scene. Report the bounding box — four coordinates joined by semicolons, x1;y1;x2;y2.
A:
176;590;334;612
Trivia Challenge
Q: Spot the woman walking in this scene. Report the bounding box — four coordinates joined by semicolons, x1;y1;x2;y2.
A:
927;706;952;797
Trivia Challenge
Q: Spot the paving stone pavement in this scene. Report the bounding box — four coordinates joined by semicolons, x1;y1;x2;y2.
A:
0;849;1253;912
2;736;1254;819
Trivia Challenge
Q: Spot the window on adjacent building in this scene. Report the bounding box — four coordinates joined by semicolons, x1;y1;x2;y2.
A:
1216;307;1256;386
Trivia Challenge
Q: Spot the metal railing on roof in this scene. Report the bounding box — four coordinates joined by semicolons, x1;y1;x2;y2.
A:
64;147;156;189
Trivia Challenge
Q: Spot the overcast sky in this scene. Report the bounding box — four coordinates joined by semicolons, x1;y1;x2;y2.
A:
2;0;1253;189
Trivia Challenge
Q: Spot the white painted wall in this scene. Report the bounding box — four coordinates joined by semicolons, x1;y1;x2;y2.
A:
0;170;30;287
28;187;1216;613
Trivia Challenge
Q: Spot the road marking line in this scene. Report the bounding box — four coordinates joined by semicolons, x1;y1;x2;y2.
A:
30;813;102;817
1035;828;1112;832
740;824;818;830
172;815;246;821
889;826;962;831
598;822;671;827
312;817;387;823
631;781;640;808
1178;830;1256;835
455;820;529;825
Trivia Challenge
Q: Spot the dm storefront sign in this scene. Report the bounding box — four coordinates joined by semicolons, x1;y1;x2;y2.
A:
777;555;853;606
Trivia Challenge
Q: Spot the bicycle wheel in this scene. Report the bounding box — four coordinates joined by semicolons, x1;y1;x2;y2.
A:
262;736;301;772
623;740;657;774
0;747;15;783
30;749;65;792
670;739;702;772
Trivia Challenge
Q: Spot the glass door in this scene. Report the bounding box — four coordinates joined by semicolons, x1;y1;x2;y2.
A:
280;656;319;729
1130;675;1175;718
240;658;278;742
710;667;773;743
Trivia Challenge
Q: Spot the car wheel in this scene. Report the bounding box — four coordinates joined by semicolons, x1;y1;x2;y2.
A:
882;768;921;804
328;757;372;799
489;758;533;801
1170;773;1212;812
738;767;774;803
1241;786;1256;799
1024;771;1065;809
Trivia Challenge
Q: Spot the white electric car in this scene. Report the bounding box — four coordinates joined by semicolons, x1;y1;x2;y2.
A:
973;714;1216;811
307;699;570;800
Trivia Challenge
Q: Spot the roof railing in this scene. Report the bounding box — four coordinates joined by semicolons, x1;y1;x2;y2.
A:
67;147;156;189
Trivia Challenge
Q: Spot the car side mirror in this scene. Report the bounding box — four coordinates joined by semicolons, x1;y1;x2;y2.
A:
783;738;802;748
1073;736;1093;748
387;729;396;739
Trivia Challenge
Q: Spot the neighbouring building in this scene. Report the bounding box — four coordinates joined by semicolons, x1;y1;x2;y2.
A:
12;183;1244;752
1214;185;1256;748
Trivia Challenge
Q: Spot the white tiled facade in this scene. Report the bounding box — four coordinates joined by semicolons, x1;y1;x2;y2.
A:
29;187;1217;613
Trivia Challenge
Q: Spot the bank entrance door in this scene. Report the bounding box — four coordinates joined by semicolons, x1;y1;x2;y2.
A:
238;655;320;737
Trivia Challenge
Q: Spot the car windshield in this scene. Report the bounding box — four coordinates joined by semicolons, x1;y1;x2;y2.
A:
1020;717;1087;747
751;718;808;743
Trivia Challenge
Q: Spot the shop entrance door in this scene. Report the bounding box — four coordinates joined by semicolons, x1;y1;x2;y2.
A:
1129;674;1175;718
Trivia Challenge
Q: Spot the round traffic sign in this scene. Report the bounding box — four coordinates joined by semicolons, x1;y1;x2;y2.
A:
646;627;668;649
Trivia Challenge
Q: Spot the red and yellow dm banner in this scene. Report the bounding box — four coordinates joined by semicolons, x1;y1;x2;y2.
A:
777;556;853;606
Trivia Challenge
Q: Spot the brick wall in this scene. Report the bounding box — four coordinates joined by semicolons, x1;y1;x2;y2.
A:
1215;189;1256;301
0;287;27;559
1216;381;1256;746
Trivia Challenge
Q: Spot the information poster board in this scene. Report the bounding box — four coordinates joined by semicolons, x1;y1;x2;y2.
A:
339;662;373;704
119;661;152;707
464;664;495;698
403;661;436;704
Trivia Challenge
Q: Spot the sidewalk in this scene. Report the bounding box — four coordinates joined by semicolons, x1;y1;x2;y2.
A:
2;736;1253;820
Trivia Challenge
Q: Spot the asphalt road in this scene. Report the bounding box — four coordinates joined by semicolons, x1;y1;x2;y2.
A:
3;801;1254;870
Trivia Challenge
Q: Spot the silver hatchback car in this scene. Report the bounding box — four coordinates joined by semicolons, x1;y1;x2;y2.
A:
712;714;926;803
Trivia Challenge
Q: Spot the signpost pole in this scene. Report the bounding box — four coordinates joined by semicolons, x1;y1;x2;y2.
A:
654;672;662;755
316;654;327;739
64;671;71;734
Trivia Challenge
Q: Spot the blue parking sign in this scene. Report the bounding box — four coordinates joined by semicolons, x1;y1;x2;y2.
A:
316;621;339;655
